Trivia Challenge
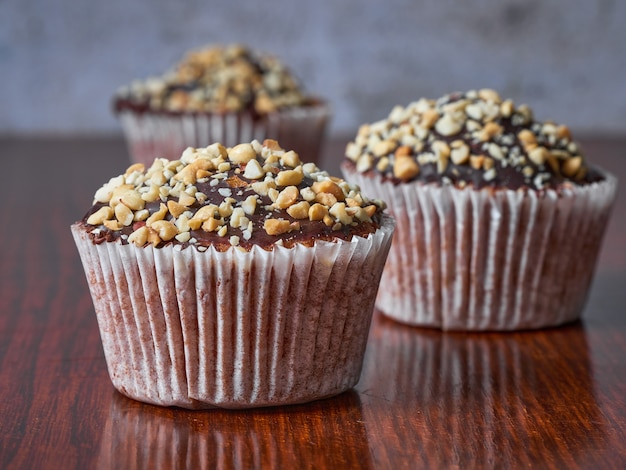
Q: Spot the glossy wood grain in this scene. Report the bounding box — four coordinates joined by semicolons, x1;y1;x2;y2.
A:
1;136;625;469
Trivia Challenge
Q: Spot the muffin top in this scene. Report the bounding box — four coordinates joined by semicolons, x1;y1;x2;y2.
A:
114;44;313;115
344;89;603;190
79;140;386;251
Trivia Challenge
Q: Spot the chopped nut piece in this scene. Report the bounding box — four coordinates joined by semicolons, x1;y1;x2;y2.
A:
308;203;329;221
561;156;583;177
435;114;463;136
421;109;439;129
225;175;248;188
119;190;145;211
395;145;412;157
228;143;256;163
241;195;257;215
556;125;571;140
251;180;274;196
437;152;449;174
196;169;211;180
146;227;162;247
192;204;218;223
229;207;247;228
450;144;470;165
329;202;353;225
432;140;451;159
517;104;533;123
218;200;234;217
528;146;549;166
243;159;265;180
146;203;168;225
175;214;191;233
300;187;316;202
141;185;160;203
264;218;292;235
134;209;149;222
345;142;361;161
356;154;374;172
376;156;390;172
175;232;191;243
125;163;145;176
267;188;279;203
500;100;514;117
478;88;502;103
465;103;483;121
262;139;282;151
150;220;177;241
517;129;536;147
275;167;303;186
87;206;114;226
363;205;377;218
218;162;231;173
478;122;503;142
373;140;396;157
487;143;504;160
103;219;123;231
178;191;196;207
202;217;222;232
287;201;310;219
274;186;299;209
311;180;345;201
128;226;149;246
315;192;338;207
281;150;301;168
393;156;420;181
109;184;134;208
469;155;484;170
115;203;134;226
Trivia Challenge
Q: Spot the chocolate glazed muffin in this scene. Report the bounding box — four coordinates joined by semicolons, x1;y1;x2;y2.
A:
114;44;330;165
72;139;394;408
342;89;617;331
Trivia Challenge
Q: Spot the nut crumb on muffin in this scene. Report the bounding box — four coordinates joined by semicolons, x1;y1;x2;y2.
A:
82;139;386;250
114;44;314;115
344;89;603;190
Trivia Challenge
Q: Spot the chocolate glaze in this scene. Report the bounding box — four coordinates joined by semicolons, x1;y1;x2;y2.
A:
80;170;381;252
347;92;605;190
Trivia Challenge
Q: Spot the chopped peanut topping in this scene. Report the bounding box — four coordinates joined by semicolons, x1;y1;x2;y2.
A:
264;218;292;235
83;140;386;249
345;89;595;189
114;44;311;115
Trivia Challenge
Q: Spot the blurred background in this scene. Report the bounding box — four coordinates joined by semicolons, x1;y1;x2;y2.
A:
1;0;625;138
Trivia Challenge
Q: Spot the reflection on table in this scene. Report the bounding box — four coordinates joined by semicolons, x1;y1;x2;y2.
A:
359;313;605;468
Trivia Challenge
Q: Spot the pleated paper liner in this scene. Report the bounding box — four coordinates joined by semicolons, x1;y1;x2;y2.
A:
117;104;330;165
72;216;394;409
343;165;617;330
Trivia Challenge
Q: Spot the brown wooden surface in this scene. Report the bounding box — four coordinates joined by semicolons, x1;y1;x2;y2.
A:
1;136;625;469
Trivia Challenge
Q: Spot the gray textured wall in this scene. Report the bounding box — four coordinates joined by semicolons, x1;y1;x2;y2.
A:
2;0;625;136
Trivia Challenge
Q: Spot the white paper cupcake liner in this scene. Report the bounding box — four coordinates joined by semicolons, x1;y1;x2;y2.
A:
117;104;330;166
343;166;617;330
72;216;394;409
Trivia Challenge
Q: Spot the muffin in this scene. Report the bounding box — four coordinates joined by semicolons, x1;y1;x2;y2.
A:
342;89;617;331
114;44;330;166
72;139;393;408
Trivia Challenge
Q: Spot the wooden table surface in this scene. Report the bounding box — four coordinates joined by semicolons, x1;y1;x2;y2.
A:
1;136;625;469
